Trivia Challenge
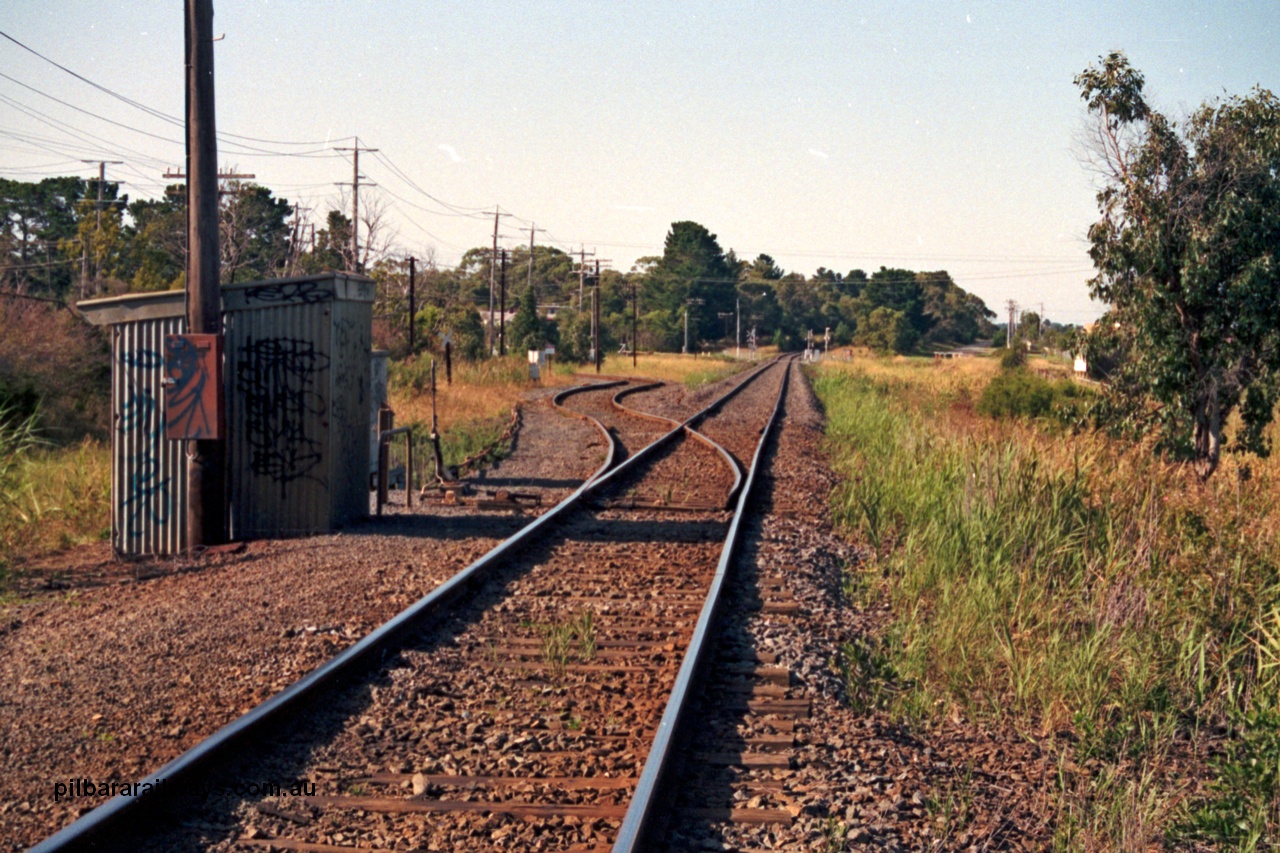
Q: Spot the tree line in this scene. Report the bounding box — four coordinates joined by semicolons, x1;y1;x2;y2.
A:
0;183;998;360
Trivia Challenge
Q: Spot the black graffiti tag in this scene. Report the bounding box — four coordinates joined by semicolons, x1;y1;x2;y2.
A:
242;281;330;305
237;338;330;497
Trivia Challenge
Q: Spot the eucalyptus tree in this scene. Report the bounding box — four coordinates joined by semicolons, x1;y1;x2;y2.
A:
1077;52;1280;478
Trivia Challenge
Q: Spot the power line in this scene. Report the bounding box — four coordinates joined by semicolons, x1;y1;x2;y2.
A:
0;29;350;150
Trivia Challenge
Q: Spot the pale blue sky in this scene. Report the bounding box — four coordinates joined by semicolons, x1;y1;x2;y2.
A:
4;2;1278;323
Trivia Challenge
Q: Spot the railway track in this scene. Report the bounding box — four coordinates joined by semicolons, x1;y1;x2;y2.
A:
33;357;795;853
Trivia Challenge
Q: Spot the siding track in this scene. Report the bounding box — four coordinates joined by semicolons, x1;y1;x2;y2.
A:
32;358;793;853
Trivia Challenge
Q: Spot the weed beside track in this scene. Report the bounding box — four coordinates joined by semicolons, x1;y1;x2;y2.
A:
814;356;1280;848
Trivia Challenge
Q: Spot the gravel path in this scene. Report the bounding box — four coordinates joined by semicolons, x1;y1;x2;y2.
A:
0;363;787;850
0;383;613;851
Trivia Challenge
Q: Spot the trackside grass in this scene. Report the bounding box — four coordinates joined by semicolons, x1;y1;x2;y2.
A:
812;356;1280;849
388;351;755;470
1;425;110;582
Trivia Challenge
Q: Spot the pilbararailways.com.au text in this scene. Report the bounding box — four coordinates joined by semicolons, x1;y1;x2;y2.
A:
53;777;317;802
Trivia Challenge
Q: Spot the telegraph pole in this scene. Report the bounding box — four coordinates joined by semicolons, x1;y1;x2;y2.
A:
632;278;638;367
526;223;545;297
499;249;508;356
82;159;123;233
576;246;596;309
593;260;601;373
408;256;416;356
78;160;122;297
333;139;378;272
1005;299;1018;348
185;0;225;549
488;208;510;353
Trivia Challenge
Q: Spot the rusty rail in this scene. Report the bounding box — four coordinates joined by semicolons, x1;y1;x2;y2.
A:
30;364;782;852
613;356;793;851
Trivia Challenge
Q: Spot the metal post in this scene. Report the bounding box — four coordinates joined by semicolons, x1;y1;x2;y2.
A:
377;406;392;514
736;297;740;359
429;358;445;482
185;0;225;550
406;430;414;509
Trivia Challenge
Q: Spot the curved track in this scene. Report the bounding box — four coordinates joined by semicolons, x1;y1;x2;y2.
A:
32;358;792;853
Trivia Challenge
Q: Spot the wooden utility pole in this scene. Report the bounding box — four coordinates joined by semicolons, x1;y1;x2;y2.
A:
488;209;510;353
632;278;638;367
499;249;508;356
333;139;377;272
82;159;124;233
526;223;545;297
185;0;225;549
593;260;602;374
408;255;416;355
577;246;596;309
79;160;122;297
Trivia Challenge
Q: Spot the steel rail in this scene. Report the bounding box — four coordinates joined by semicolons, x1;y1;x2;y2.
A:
604;379;744;507
589;356;779;498
612;357;794;852
31;382;626;853
30;364;776;852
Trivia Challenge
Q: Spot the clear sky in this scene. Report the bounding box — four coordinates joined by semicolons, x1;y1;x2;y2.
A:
4;1;1278;324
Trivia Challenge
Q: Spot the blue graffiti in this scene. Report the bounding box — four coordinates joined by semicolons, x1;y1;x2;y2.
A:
118;352;169;540
121;449;170;536
119;348;163;369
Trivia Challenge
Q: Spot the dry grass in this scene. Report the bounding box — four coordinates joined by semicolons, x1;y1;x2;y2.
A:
815;353;1280;848
389;351;759;431
580;351;760;388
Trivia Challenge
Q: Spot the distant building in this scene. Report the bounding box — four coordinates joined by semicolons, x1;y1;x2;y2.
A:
1073;322;1097;376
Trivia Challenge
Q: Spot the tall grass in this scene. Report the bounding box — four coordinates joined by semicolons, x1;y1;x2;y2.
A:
814;357;1280;847
1;406;110;578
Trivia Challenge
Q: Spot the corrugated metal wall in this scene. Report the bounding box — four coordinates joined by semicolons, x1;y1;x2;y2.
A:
328;286;374;525
222;274;373;539
111;315;188;555
369;351;389;475
86;273;374;554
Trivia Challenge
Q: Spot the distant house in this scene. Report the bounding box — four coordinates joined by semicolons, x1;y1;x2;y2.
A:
481;310;519;332
1073;322;1097;377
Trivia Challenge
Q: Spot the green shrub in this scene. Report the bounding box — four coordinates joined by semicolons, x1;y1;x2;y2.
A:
978;370;1054;418
998;346;1027;370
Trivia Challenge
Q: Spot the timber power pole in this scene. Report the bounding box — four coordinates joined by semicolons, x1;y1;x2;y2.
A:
526;223;545;298
499;249;508;356
577;246;596;309
488;208;510;353
79;159;123;296
593;260;601;374
333;139;377;272
408;256;416;356
185;0;225;549
82;159;123;233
